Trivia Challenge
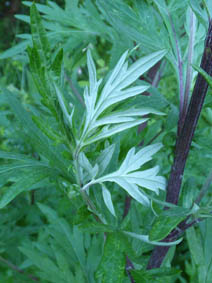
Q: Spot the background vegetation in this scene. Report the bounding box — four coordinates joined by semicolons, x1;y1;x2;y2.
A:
1;0;212;282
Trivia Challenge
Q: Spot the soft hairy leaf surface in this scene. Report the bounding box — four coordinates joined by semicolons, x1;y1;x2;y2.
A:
78;49;166;149
82;143;166;208
124;231;182;246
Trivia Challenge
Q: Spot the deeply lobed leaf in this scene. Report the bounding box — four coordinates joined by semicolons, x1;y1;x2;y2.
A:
82;143;166;208
78;49;166;150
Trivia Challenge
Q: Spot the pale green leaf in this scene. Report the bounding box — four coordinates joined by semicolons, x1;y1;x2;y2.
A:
119;143;163;173
92;108;164;129
101;184;116;217
79;50;166;150
87;49;97;97
15;14;30;24
117;49;167;89
96;144;115;177
83;118;148;146
109;177;150;206
0;41;30;60
78;152;99;181
82;143;165;206
54;83;74;128
124;231;182;246
97;85;149;113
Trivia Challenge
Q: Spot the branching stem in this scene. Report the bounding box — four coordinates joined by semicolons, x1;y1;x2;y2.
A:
147;20;212;269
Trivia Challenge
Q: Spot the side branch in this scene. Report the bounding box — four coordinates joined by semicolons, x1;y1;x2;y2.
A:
147;20;212;269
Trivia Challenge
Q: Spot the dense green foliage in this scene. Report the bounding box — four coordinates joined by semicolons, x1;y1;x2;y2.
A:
1;0;212;282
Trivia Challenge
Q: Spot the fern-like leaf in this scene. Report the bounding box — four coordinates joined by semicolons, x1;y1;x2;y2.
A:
82;143;166;208
77;49;166;150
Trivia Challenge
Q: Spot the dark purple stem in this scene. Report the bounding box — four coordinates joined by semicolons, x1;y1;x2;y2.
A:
123;196;132;219
147;217;201;269
147;20;212;269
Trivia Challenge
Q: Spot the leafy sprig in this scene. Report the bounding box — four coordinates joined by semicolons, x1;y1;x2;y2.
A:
76;49;166;150
81;144;166;214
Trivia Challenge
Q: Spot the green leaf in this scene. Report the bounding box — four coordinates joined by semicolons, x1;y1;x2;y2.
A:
186;226;205;266
79;49;167;149
165;105;178;131
149;215;185;241
101;183;116;217
15;14;30;24
87;49;98;101
0;168;52;209
123;231;182;246
50;243;75;281
51;48;64;79
0;161;50;176
95;233;125;282
32;115;63;144
162;205;198;217
78;152;99;182
4;89;73;182
95;50;167;116
96;144;115;177
116;50;167;89
79;221;114;233
131;87;169;111
54;83;75;133
0;150;40;162
30;3;50;65
27;46;53;112
131;267;181;283
37;204;87;273
83;143;166;206
0;41;30;60
19;244;67;283
189;0;208;29
91;108;164;129
84;118;149;146
192;64;212;88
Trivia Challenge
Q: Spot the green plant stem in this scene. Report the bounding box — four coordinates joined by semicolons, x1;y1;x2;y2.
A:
146;128;163;146
147;19;212;269
181;9;196;132
73;153;104;222
168;13;184;123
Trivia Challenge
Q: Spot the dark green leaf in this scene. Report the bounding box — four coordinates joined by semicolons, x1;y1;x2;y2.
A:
0;168;52;209
4;89;74;182
95;233;125;283
30;3;50;65
131;267;181;283
149;215;185;241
